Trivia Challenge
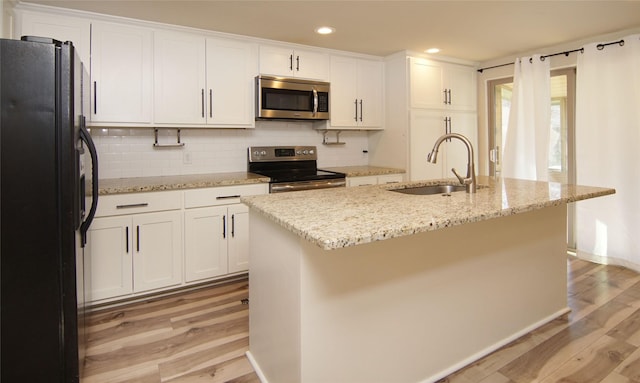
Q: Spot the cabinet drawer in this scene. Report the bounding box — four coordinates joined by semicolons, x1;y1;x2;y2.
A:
184;184;268;208
377;174;404;184
96;191;182;217
347;176;378;187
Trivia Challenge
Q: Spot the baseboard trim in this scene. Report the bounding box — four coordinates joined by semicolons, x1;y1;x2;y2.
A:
246;351;269;383
421;306;571;383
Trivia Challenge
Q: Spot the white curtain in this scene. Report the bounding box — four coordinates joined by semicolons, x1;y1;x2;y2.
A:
502;54;551;181
576;35;640;268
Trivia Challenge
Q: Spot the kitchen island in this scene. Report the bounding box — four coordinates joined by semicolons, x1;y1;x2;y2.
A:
241;177;614;383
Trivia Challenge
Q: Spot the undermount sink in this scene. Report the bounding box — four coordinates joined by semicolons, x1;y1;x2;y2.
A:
391;184;467;196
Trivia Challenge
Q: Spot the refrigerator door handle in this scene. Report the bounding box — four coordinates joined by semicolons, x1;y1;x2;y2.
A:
79;119;98;247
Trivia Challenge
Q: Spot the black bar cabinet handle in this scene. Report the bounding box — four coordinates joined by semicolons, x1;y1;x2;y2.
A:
354;99;358;121
209;89;213;118
359;99;363;122
126;227;129;253
136;225;140;252
116;203;149;209
93;81;97;114
231;215;235;238
201;89;205;118
216;195;241;200
289;54;293;71
222;216;226;239
296;56;300;71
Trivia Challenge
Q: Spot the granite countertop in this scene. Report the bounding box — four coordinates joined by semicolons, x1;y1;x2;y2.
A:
241;176;615;251
98;172;269;195
321;165;405;177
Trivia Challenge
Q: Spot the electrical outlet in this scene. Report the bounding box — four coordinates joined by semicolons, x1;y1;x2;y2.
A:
183;151;193;165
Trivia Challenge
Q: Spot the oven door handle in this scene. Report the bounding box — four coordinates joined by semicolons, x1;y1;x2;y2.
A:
270;179;346;193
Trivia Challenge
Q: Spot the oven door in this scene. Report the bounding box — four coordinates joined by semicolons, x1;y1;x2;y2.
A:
270;179;346;193
256;76;330;120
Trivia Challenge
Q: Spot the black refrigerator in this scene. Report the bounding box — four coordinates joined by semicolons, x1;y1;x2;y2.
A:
0;37;98;382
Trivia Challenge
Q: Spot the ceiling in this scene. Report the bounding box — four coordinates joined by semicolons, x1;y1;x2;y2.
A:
18;0;640;63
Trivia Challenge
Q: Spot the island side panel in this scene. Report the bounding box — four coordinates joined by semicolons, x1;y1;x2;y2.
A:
297;204;568;383
248;204;568;383
248;212;302;383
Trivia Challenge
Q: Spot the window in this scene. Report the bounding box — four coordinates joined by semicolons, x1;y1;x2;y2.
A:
487;68;575;182
487;67;576;246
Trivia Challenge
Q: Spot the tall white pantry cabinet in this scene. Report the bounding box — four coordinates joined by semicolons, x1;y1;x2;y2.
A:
370;53;478;181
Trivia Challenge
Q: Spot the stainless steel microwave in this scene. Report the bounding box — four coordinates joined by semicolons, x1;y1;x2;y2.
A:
256;75;330;120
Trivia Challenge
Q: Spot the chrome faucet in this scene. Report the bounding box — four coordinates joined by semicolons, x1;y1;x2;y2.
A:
426;133;477;193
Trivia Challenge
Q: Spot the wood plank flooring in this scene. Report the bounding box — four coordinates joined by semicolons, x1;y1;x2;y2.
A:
85;257;640;383
84;279;259;383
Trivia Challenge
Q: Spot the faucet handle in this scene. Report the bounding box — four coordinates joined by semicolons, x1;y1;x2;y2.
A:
451;168;470;185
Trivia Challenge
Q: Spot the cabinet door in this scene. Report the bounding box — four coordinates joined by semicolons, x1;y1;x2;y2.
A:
133;211;182;292
445;64;477;111
357;59;383;128
260;45;329;80
409;110;446;181
91;22;152;124
154;31;206;124
409;58;445;109
184;207;228;282
329;56;358;127
86;216;133;301
205;38;256;127
17;11;91;66
259;45;294;77
227;204;249;273
294;49;329;80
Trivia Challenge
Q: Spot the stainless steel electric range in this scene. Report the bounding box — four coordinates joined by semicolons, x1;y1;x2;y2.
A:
248;146;346;193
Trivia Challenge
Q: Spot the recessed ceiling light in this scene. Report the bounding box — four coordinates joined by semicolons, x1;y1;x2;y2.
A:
425;48;440;54
316;26;335;35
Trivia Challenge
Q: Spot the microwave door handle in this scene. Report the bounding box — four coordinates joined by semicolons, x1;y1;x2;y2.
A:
312;88;318;117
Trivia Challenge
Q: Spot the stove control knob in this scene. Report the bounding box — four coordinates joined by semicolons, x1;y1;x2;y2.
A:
296;150;301;155
260;150;267;156
302;150;308;155
253;151;260;156
309;149;315;155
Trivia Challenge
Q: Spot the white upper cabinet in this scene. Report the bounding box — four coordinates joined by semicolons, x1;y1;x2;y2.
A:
327;56;383;130
154;30;256;127
154;30;207;125
16;10;91;67
205;37;257;126
259;45;329;80
409;57;476;111
91;22;153;125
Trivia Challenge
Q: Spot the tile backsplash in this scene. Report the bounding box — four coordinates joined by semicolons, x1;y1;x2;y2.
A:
90;121;370;179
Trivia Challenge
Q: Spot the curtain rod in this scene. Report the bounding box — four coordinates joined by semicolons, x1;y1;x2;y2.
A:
477;39;625;73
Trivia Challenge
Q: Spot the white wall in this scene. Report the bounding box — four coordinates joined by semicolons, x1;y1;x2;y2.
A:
475;26;640;176
91;122;370;179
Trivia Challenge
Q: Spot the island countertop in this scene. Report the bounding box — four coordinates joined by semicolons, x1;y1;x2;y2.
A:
241;176;615;250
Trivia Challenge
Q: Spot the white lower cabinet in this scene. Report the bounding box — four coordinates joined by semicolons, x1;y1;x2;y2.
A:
347;173;404;187
133;211;183;292
183;184;266;283
184;204;248;282
87;184;267;304
87;210;182;301
86;216;133;301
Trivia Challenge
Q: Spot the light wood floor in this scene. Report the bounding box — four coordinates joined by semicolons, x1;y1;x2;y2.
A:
85;257;640;383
